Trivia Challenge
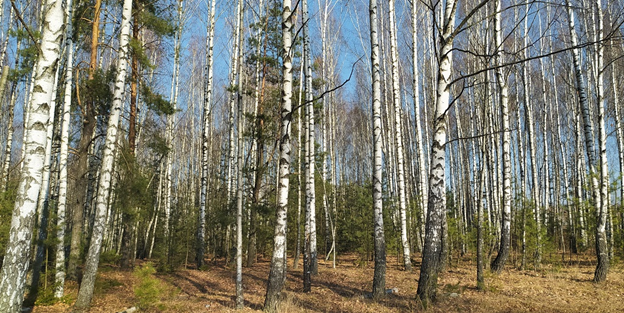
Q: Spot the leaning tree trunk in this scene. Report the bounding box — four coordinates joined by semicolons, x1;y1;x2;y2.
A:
490;0;511;273
417;0;456;305
73;0;132;309
263;0;293;310
0;0;64;310
389;0;411;272
369;0;386;298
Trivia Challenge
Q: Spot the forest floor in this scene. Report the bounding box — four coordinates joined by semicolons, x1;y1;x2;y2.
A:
32;253;624;313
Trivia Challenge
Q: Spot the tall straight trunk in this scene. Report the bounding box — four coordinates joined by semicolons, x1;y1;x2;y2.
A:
491;0;511;273
68;0;102;279
27;46;62;307
369;0;386;299
574;112;588;248
516;106;527;269
55;0;75;295
248;0;267;267
293;48;304;270
303;0;318;280
0;0;64;310
522;0;541;267
318;0;330;261
1;79;17;191
477;158;486;290
120;10;141;269
263;0;293;310
613;60;624;210
128;12;139;154
73;0;132;309
592;0;609;282
411;0;428;252
565;0;605;281
198;0;216;269
163;0;184;266
235;28;244;307
417;0;456;304
389;0;411;272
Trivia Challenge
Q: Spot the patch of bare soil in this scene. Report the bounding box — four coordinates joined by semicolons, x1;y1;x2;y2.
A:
33;254;624;312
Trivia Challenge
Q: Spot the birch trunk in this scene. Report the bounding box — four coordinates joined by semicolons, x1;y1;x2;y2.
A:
389;0;411;272
417;0;456;304
263;0;293;309
0;0;64;309
198;0;216;269
592;0;609;282
565;0;606;281
411;0;428;252
73;0;132;309
303;0;318;280
370;0;386;298
613;60;624;211
55;0;75;295
293;47;304;270
491;0;511;273
522;0;541;267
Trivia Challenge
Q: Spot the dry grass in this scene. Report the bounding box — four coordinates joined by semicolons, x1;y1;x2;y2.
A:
33;254;624;312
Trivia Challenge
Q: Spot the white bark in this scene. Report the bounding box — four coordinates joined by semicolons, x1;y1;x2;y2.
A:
263;0;293;309
411;0;427;251
0;0;64;309
73;0;132;309
593;0;609;282
303;0;317;277
613;60;624;206
233;0;244;307
370;0;386;297
491;0;511;273
388;0;411;272
417;0;457;302
163;0;184;264
523;0;541;266
198;0;216;270
55;0;75;295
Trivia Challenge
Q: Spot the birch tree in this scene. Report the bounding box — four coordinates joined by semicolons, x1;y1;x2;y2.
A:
0;0;64;310
73;0;132;309
198;0;216;270
490;0;511;273
263;0;293;310
54;0;75;297
303;0;318;284
388;0;411;272
564;0;607;282
369;0;386;298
